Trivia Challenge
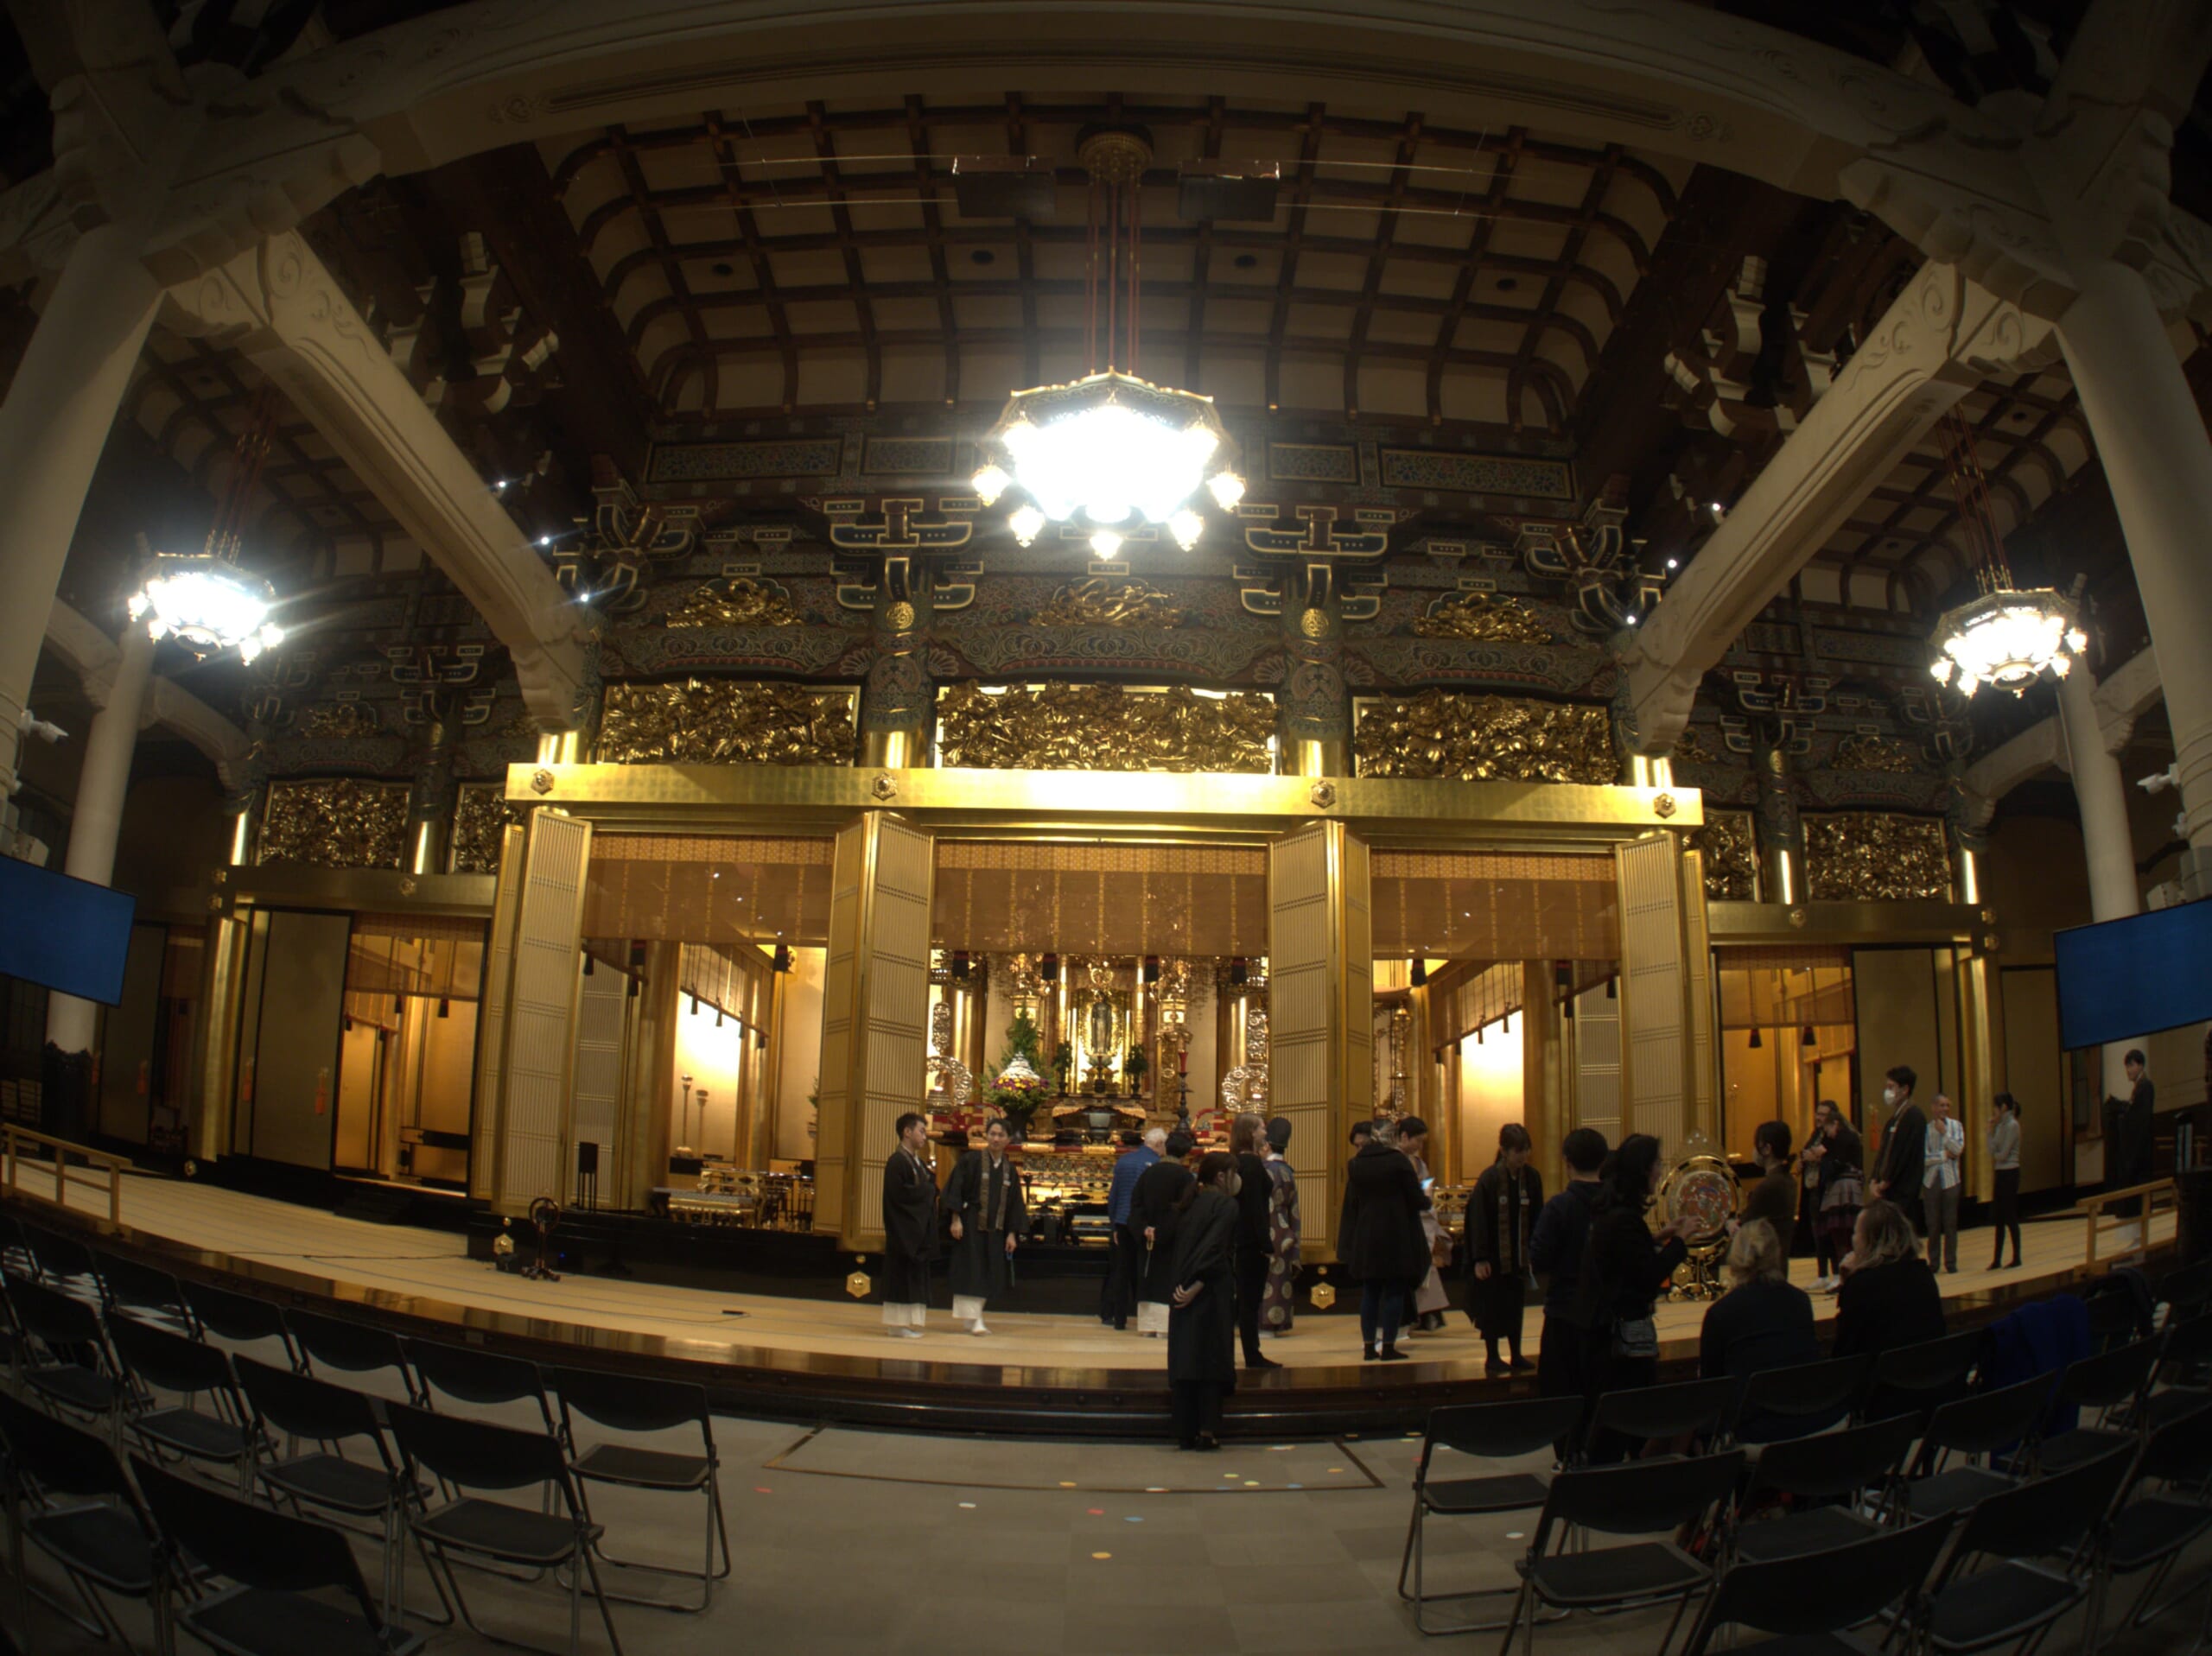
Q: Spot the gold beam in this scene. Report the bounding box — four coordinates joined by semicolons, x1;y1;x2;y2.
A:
1706;899;1986;946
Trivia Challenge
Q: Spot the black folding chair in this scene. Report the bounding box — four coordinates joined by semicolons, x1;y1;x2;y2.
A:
287;1307;423;1405
181;1279;298;1366
409;1338;556;1433
1900;1374;2055;1521
0;1208;30;1276
2091;1399;2212;1646
1682;1514;1956;1655
2036;1336;2160;1474
134;1454;426;1656
1728;1353;1870;1446
22;1221;98;1290
1730;1412;1919;1564
1391;1394;1585;1634
0;1390;175;1647
2130;1311;2212;1432
388;1402;624;1656
3;1266;130;1429
550;1366;733;1614
1862;1329;1982;1425
1580;1377;1737;1463
234;1353;452;1629
1921;1443;2136;1655
2157;1262;2212;1325
92;1250;193;1331
1497;1450;1745;1656
109;1312;264;1489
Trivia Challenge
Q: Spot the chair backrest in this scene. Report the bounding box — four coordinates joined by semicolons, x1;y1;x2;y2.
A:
285;1307;416;1393
2;1266;102;1348
92;1252;188;1321
550;1365;715;1444
1421;1395;1587;1469
110;1311;239;1403
2156;1261;2212;1320
181;1280;294;1353
1923;1373;2054;1458
133;1454;385;1620
1586;1377;1738;1450
1866;1329;1982;1417
408;1338;552;1428
0;1390;138;1504
1732;1354;1871;1442
2087;1291;2142;1348
1953;1443;2135;1562
2139;1398;2212;1487
2158;1310;2212;1370
1535;1450;1745;1547
2058;1336;2160;1411
234;1354;391;1460
22;1223;93;1281
1745;1412;1919;1507
1684;1516;1955;1653
388;1401;570;1496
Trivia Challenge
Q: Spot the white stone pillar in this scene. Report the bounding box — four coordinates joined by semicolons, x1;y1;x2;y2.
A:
0;225;162;796
2054;260;2212;893
46;623;156;1055
2056;663;2142;1103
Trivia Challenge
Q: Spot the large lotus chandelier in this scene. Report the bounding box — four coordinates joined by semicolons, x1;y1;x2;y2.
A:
971;130;1243;559
1926;409;2082;697
130;392;284;663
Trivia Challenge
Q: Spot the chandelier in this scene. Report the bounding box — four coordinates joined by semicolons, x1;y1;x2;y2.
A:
1926;410;2082;695
130;390;284;663
970;131;1243;558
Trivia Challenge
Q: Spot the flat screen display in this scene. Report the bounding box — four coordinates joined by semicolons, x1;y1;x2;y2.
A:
0;855;137;1006
2053;899;2212;1051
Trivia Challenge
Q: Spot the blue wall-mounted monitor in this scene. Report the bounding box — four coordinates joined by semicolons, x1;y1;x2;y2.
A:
0;855;137;1006
2052;899;2212;1051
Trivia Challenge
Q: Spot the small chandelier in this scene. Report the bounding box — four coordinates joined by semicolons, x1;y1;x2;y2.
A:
130;390;284;663
1926;410;2082;696
971;130;1243;557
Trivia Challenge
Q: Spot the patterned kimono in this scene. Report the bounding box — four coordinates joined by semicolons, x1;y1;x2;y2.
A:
1467;1158;1544;1345
1260;1154;1301;1330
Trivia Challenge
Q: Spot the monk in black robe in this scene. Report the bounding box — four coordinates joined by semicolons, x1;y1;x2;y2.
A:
1166;1151;1241;1450
880;1111;938;1336
1132;1129;1197;1336
944;1118;1027;1335
1467;1122;1542;1377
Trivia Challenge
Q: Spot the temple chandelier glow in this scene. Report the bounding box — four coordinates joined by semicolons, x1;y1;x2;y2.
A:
1928;587;2085;695
973;370;1244;556
128;554;284;663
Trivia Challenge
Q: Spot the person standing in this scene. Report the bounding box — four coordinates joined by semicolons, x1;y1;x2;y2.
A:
1871;1064;1928;1226
1568;1133;1690;1455
1166;1151;1242;1450
1228;1114;1281;1370
1832;1200;1947;1360
1529;1127;1608;1404
1400;1117;1452;1335
1921;1094;1964;1274
1132;1129;1197;1336
1338;1115;1433;1361
1260;1118;1302;1336
880;1112;938;1338
1803;1100;1863;1291
1739;1121;1798;1244
944;1118;1026;1336
2117;1050;2156;1226
1100;1127;1163;1329
1467;1123;1542;1376
1987;1094;2023;1271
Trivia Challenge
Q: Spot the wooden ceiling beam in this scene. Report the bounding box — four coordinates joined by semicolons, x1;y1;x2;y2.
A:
1343;109;1423;420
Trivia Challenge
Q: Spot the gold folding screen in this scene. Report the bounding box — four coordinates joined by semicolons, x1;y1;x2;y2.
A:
1612;833;1713;1153
489;811;592;1215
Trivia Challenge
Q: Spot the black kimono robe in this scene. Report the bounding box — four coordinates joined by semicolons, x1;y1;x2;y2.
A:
1166;1186;1239;1387
944;1149;1027;1304
1468;1160;1543;1342
1133;1158;1196;1305
880;1147;938;1305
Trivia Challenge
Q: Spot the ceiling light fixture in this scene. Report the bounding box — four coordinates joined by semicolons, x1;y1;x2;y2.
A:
1927;410;2083;696
972;130;1242;558
130;392;284;663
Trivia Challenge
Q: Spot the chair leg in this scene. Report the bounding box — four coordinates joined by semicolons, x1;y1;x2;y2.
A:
709;1473;731;1581
578;1539;626;1656
1395;1494;1421;1602
1492;1579;1529;1656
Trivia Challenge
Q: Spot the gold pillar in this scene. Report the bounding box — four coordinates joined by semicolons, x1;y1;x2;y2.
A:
1957;945;1997;1205
1623;753;1675;790
859;727;927;769
484;809;592;1215
756;962;788;1170
812;812;936;1248
1681;845;1718;1143
615;942;680;1207
1267;819;1371;1258
536;727;587;765
1615;833;1696;1152
468;822;528;1205
189;910;249;1165
1523;961;1565;1196
1286;736;1349;779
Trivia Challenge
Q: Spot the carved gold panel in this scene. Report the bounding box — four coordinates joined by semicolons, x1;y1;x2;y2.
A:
1688;809;1757;902
935;682;1274;773
1832;731;1921;773
663;576;803;628
1409;590;1551;643
258;779;410;871
1354;691;1613;784
598;681;857;765
1803;812;1950;901
451;783;525;876
1030;578;1185;629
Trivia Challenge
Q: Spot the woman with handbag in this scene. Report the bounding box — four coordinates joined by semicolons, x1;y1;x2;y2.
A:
1567;1133;1689;1459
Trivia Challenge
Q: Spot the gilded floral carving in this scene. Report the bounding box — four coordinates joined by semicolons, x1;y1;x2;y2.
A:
258;779;410;869
1689;810;1758;902
1031;578;1185;629
296;701;382;739
662;577;802;628
1803;813;1951;901
1672;726;1722;765
935;682;1274;773
451;784;524;875
1354;692;1614;784
1409;591;1552;644
1832;731;1921;773
598;681;857;765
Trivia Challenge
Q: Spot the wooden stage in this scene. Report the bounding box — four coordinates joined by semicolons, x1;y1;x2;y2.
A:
11;1171;2181;1437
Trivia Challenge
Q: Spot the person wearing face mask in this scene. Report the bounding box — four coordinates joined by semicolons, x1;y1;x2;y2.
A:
1166;1151;1243;1450
1870;1065;1928;1226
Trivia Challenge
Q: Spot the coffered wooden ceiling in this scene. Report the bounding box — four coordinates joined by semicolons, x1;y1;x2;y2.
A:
548;97;1688;434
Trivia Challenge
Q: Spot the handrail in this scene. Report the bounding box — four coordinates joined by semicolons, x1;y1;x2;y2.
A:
0;1125;128;1227
2077;1177;2178;1266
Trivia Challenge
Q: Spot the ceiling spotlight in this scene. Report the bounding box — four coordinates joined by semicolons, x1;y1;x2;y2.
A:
1666;557;1679;569
1624;612;1640;625
493;479;509;493
537;535;553;548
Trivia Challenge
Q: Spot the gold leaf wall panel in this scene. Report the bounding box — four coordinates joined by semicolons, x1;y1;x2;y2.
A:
452;784;525;875
1409;591;1551;642
1689;810;1757;902
259;779;410;870
598;681;856;765
1354;691;1614;784
582;833;835;945
933;841;1269;957
1803;813;1951;901
663;577;803;627
1031;578;1185;628
935;682;1274;773
1370;848;1618;961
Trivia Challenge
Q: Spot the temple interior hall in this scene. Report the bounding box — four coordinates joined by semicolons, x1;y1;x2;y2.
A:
2;2;2211;1653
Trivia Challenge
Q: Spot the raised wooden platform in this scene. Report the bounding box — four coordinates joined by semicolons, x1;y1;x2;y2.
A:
8;1171;2180;1437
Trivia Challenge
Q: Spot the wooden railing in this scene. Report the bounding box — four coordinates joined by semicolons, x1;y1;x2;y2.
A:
2079;1177;2179;1266
0;1126;127;1227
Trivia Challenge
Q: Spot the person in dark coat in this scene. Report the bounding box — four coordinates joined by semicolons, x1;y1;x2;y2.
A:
1529;1127;1608;1404
1166;1151;1242;1450
1700;1218;1819;1441
1467;1122;1543;1377
1739;1120;1798;1243
1229;1114;1281;1369
1832;1199;1947;1361
1338;1117;1433;1361
1803;1099;1864;1290
880;1111;938;1337
1100;1128;1163;1328
944;1118;1026;1336
1871;1063;1928;1225
2115;1050;2156;1223
1132;1130;1197;1336
1567;1133;1689;1456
